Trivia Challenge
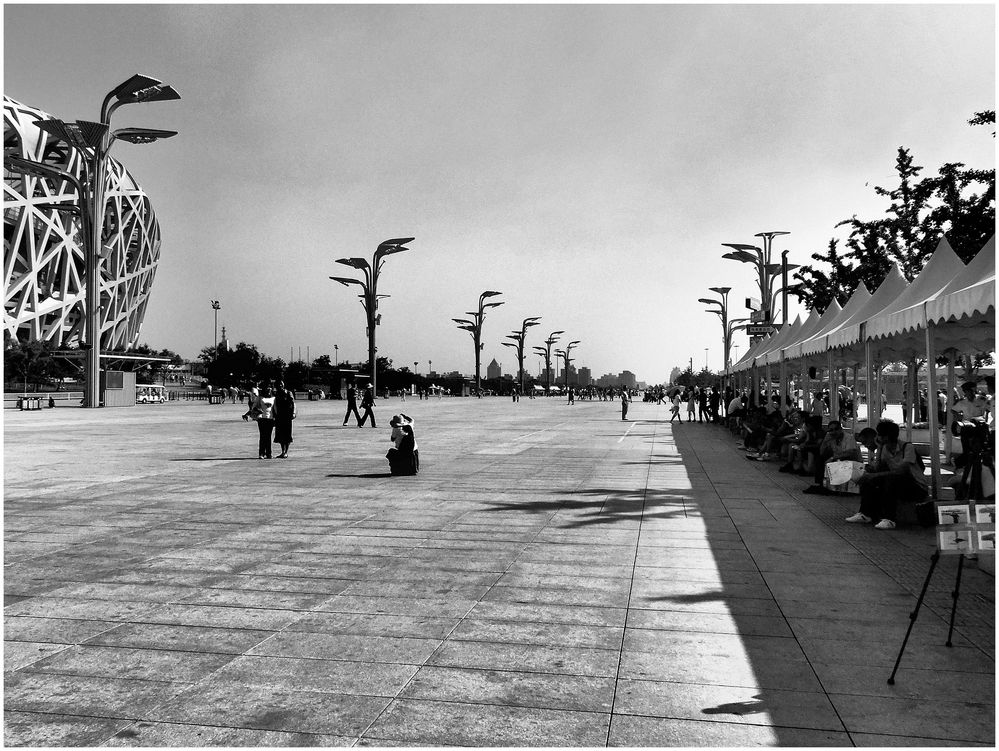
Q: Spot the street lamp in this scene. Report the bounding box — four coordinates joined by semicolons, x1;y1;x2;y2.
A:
210;300;221;359
699;286;732;373
453;291;504;397
721;231;790;326
8;74;180;408
532;330;564;395
502;316;541;395
330;237;414;396
554;340;581;393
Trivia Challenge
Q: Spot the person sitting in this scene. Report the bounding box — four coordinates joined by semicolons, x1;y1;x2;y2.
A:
802;420;861;494
845;419;927;529
752;409;801;462
387;423;418;476
727;393;745;431
778;413;812;472
744;406;784;459
739;407;770;453
786;414;826;476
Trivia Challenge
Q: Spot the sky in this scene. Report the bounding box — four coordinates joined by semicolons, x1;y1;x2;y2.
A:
4;3;995;384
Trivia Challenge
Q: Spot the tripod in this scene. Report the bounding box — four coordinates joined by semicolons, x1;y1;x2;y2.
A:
887;550;966;685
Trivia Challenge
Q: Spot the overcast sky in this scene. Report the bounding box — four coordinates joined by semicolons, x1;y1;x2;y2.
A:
4;4;995;383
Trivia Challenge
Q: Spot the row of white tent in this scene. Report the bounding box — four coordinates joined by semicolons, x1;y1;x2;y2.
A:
726;234;995;498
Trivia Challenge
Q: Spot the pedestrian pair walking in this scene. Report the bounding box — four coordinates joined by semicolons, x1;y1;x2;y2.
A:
343;383;377;427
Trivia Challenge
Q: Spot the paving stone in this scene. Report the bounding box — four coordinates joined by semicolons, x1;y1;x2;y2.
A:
3;711;134;747
613;679;845;730
400;665;616;712
449;618;623;650
4;615;117;644
607;714;852;746
428;639;619;677
829;693;994;744
81;623;275;654
249;631;442;664
103;721;353;747
362;698;610;746
147;680;390;736
209;654;418;695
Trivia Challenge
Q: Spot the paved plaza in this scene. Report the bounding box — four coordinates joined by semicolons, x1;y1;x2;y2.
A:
3;397;995;746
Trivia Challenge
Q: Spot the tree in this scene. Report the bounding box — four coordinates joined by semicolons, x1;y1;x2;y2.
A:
794;113;995;307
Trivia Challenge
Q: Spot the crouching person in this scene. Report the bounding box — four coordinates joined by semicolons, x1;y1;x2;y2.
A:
387;417;419;476
845;419;927;529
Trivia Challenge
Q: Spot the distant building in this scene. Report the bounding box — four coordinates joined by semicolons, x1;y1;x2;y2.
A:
619;370;637;389
577;366;592;387
486;358;502;380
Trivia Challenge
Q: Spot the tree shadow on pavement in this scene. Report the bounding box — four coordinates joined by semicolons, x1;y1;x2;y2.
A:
170;457;262;461
326;472;393;478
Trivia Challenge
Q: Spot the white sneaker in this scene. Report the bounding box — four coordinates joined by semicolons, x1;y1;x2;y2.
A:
845;513;872;523
754;453;771;461
874;519;897;530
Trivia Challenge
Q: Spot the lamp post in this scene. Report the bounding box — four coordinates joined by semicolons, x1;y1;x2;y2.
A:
502;316;541;396
705;348;709;371
453;291;504;397
210;300;221;359
699;286;733;373
721;231;790;326
554;340;581;393
8;74;180;408
330;237;414;396
532;330;564;395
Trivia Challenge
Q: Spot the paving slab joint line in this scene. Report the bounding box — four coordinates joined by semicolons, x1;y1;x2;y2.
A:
606;403;661;746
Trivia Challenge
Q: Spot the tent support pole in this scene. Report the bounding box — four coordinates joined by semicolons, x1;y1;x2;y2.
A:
926;323;939;499
945;355;956;464
828;350;837;420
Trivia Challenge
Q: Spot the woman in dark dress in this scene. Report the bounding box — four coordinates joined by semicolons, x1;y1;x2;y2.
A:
274;380;297;458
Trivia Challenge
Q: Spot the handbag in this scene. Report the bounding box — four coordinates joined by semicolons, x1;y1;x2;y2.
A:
825;460;865;492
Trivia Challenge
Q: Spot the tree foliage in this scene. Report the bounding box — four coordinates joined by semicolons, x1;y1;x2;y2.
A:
793;111;995;312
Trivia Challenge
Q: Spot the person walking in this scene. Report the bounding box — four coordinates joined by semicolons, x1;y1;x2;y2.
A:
359;384;377;427
342;381;362;426
242;383;277;459
568;387;575;406
621;389;630;421
273;380;297;458
669;391;682;423
686;389;696;422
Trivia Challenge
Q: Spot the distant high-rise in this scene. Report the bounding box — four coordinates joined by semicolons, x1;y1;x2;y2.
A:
486;358;501;380
577;366;592;386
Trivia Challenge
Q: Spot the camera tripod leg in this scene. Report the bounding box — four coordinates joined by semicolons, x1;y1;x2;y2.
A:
888;550;940;685
946;553;965;647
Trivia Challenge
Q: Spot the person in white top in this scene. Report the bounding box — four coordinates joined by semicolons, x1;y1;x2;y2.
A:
243;383;277;458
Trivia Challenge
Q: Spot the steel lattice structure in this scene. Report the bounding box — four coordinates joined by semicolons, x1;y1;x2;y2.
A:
4;95;161;349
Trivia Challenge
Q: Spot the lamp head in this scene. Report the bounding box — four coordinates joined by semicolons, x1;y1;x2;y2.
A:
329;276;364;287
708;286;732;295
452;318;473;326
722;250;759;264
7;155;77;187
483;301;504;310
697;298;721;306
112;127;178;144
722;243;762;253
114;81;181;105
480;290;502;300
336;257;370;270
755;231;790;239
